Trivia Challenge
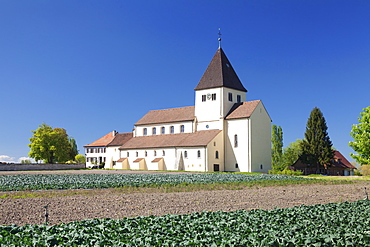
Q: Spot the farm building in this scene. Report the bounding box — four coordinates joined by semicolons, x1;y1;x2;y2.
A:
291;150;356;176
84;46;272;172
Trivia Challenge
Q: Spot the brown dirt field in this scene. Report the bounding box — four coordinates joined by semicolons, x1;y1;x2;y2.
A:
0;170;369;226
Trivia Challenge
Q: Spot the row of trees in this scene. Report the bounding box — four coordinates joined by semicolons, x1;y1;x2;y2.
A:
28;123;82;163
271;106;370;174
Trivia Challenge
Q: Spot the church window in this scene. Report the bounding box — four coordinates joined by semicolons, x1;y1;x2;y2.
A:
152;127;157;135
260;164;263;170
162;150;165;156
234;134;238;147
127;152;129;157
145;151;147;157
161;126;165;134
215;151;219;159
136;152;138;157
184;151;188;158
211;93;216;100
237;95;241;103
235;163;238;168
180;125;185;133
197;150;201;158
228;92;233;102
202;95;206;102
143;128;147;136
154;150;157;156
170;126;174;134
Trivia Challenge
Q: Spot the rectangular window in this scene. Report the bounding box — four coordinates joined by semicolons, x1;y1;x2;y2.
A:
202;95;206;102
211;93;216;101
234;134;238;147
237;95;241;103
228;92;233;102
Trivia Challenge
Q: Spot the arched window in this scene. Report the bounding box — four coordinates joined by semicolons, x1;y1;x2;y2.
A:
162;150;165;156
180;125;185;133
145;151;147;157
127;152;129;157
154;150;157;156
143;128;147;136
136;151;138;157
152;127;156;135
170;126;174;134
260;164;263;170
184;151;188;158
215;151;219;159
234;134;238;147
197;150;201;158
161;126;165;134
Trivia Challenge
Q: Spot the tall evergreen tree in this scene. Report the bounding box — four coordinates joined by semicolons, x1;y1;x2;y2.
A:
271;125;284;171
300;107;334;172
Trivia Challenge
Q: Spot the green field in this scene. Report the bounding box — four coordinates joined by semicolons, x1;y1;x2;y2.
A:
1;200;369;246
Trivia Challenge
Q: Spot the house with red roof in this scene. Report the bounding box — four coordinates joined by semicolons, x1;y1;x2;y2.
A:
84;45;272;172
291;150;356;176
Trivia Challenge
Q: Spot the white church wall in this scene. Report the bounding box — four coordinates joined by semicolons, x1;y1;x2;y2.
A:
135;121;194;137
105;146;121;168
224;118;251;172
250;102;272;173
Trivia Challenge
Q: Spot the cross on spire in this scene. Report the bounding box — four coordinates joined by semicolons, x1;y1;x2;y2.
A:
218;28;222;48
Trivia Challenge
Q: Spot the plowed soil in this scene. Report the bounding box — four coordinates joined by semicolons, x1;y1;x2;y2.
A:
0;170;368;226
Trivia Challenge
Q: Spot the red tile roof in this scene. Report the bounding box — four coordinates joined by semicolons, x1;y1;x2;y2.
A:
135;106;195;126
120;129;222;150
225;100;260;120
195;48;247;92
333;151;356;169
152;158;163;162
133;158;144;162
84;132;116;147
117;158;127;162
84;132;133;147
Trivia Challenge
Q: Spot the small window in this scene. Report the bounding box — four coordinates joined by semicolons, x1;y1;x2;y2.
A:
260;164;263;170
127;152;129;157
180;125;185;133
162;150;165;156
145;151;147;157
170;126;174;134
161;126;165;134
214;142;216;146
152;127;156;135
237;95;241;103
154;150;157;156
215;151;219;159
184;151;188;158
136;152;138;157
211;93;216;101
235;163;238;168
197;150;201;158
228;92;233;102
202;95;206;102
234;134;238;147
143;128;147;136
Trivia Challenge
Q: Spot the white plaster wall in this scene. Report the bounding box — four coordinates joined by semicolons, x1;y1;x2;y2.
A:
224;118;250;172
135;121;194;137
85;146;108;168
105;146;121;168
250;101;272;173
220;88;246;117
180;147;207;171
195;88;222;123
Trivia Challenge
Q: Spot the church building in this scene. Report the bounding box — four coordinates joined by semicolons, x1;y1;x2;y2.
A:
84;46;272;173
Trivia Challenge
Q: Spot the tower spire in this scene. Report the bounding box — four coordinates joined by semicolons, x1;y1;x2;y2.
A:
218;28;222;49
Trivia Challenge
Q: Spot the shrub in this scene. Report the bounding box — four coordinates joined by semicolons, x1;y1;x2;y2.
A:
269;168;303;176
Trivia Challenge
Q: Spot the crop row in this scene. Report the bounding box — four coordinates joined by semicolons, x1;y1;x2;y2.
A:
0;173;307;191
1;200;369;246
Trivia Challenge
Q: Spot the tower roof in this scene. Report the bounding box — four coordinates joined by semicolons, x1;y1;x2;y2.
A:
194;48;247;92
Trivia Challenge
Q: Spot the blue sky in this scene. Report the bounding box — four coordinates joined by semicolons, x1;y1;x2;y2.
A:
1;1;369;163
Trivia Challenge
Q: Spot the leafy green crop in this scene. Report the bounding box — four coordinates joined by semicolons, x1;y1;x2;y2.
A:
0;200;369;246
0;173;307;191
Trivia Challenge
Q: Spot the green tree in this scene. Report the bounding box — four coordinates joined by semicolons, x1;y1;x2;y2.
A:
69;138;79;160
300;107;334;172
28;123;77;163
75;154;86;163
271;125;284;171
349;106;370;165
282;139;303;167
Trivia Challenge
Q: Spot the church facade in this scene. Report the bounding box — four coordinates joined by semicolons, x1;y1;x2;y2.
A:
84;47;272;173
